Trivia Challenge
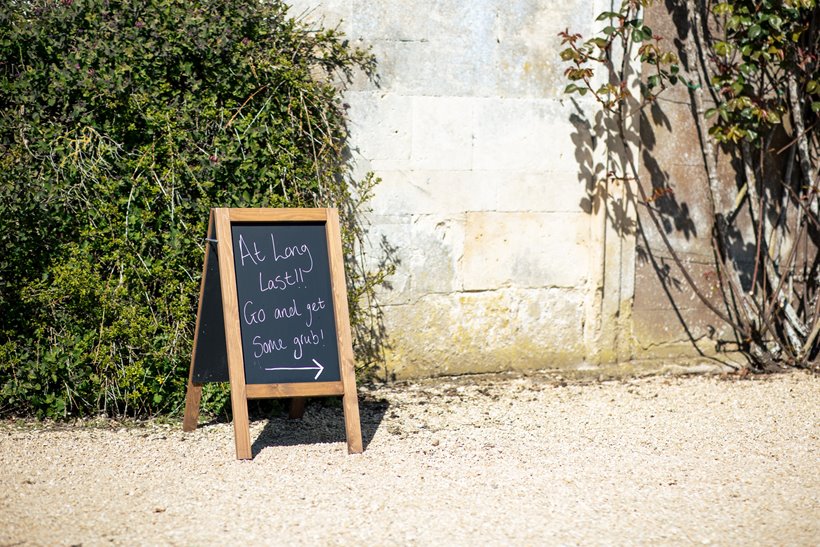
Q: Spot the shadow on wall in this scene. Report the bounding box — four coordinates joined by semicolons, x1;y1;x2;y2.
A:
570;100;696;243
564;0;778;363
335;67;400;381
350;228;401;382
566;79;713;357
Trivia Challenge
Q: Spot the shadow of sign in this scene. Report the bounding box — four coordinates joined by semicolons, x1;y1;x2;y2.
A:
249;395;389;456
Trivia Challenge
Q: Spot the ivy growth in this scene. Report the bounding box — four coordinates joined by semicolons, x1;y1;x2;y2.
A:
0;0;389;418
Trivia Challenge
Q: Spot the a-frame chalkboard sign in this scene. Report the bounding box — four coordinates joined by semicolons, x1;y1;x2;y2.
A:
183;208;362;459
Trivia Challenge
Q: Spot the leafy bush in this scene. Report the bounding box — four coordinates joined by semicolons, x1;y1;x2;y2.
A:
0;0;384;418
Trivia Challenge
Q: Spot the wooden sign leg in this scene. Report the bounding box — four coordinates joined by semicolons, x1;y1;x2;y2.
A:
182;379;202;432
325;208;363;454
340;354;362;453
342;386;363;454
184;210;213;433
229;389;252;459
214;208;253;460
288;397;308;419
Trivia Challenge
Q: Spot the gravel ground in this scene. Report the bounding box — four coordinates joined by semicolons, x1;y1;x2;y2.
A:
1;369;818;546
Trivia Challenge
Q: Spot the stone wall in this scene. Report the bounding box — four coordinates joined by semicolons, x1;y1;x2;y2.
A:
288;1;717;378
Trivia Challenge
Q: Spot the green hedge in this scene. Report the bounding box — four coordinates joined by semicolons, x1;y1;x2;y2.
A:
0;0;380;418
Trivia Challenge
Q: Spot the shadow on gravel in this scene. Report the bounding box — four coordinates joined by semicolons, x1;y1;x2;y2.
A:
249;394;389;456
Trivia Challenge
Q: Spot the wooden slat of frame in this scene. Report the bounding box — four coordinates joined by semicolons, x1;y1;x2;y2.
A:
246;382;345;399
227;208;328;222
182;211;215;432
288;397;308;419
325;208;364;454
214;208;253;460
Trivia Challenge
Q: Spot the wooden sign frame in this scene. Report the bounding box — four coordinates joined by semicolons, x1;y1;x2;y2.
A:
183;208;362;459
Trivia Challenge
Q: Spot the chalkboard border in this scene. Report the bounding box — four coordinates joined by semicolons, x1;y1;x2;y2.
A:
183;208;362;459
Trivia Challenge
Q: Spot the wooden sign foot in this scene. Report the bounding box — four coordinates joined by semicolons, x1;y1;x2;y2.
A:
288;397;307;419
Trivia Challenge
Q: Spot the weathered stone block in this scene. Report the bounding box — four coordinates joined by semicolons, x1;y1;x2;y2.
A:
641;98;706;167
473;98;580;172
462;211;590;290
345;92;412;162
487;2;599;98
632;307;732;352
411;96;474;170
363;213;465;305
285;0;349;31
365;39;480;97
368;170;496;215
349;0;475;42
381;288;586;378
491;170;588;213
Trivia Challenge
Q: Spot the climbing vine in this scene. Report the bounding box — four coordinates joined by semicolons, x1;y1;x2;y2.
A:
561;0;819;370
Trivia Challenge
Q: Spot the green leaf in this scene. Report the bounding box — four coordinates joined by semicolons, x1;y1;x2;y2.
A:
589;37;609;49
748;24;763;39
560;48;579;61
714;41;734;56
739;63;757;76
731;80;745;95
595;11;622;21
680;76;701;90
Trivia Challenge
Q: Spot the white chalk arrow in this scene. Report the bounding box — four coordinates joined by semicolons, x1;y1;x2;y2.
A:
264;359;324;380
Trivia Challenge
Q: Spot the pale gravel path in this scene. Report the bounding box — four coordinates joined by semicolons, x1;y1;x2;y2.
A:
1;370;818;546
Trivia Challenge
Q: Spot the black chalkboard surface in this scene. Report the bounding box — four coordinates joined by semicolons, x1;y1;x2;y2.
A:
230;222;341;384
191;237;230;384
